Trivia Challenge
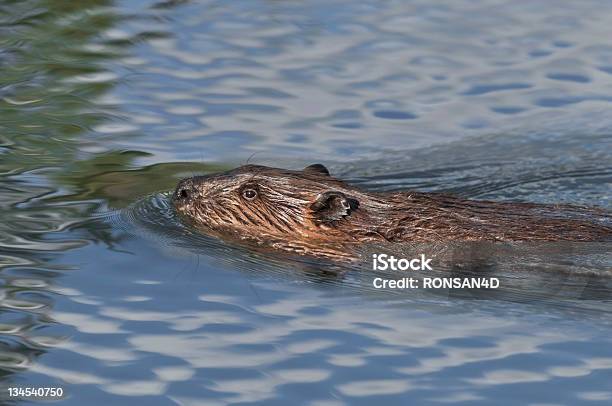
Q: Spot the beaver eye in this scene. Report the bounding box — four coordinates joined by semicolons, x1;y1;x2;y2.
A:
242;188;257;200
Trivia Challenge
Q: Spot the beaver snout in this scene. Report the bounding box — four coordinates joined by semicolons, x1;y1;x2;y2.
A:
173;178;196;203
176;187;189;199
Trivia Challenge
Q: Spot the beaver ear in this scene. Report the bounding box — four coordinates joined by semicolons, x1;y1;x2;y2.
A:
303;164;330;176
310;191;359;223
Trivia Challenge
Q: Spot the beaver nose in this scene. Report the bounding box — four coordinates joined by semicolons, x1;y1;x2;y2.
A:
174;180;194;201
178;188;189;199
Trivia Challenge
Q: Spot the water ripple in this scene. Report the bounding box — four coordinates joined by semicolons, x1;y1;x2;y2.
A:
2;0;612;404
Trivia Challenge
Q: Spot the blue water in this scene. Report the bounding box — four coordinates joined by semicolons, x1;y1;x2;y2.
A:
1;0;611;404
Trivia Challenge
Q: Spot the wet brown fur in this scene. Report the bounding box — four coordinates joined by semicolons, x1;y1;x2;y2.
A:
173;164;612;258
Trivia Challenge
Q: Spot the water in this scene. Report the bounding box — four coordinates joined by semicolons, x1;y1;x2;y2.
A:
1;0;612;404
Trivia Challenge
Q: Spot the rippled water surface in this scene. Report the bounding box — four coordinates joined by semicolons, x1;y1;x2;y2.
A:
1;0;612;404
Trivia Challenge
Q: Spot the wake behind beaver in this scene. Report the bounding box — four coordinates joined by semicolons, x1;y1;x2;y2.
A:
172;164;612;260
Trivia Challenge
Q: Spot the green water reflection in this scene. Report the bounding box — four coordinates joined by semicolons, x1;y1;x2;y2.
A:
0;0;198;387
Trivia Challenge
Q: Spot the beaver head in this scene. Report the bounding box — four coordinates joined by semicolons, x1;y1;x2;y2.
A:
172;164;379;251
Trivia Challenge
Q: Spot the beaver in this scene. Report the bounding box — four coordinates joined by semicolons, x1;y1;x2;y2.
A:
172;164;612;259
